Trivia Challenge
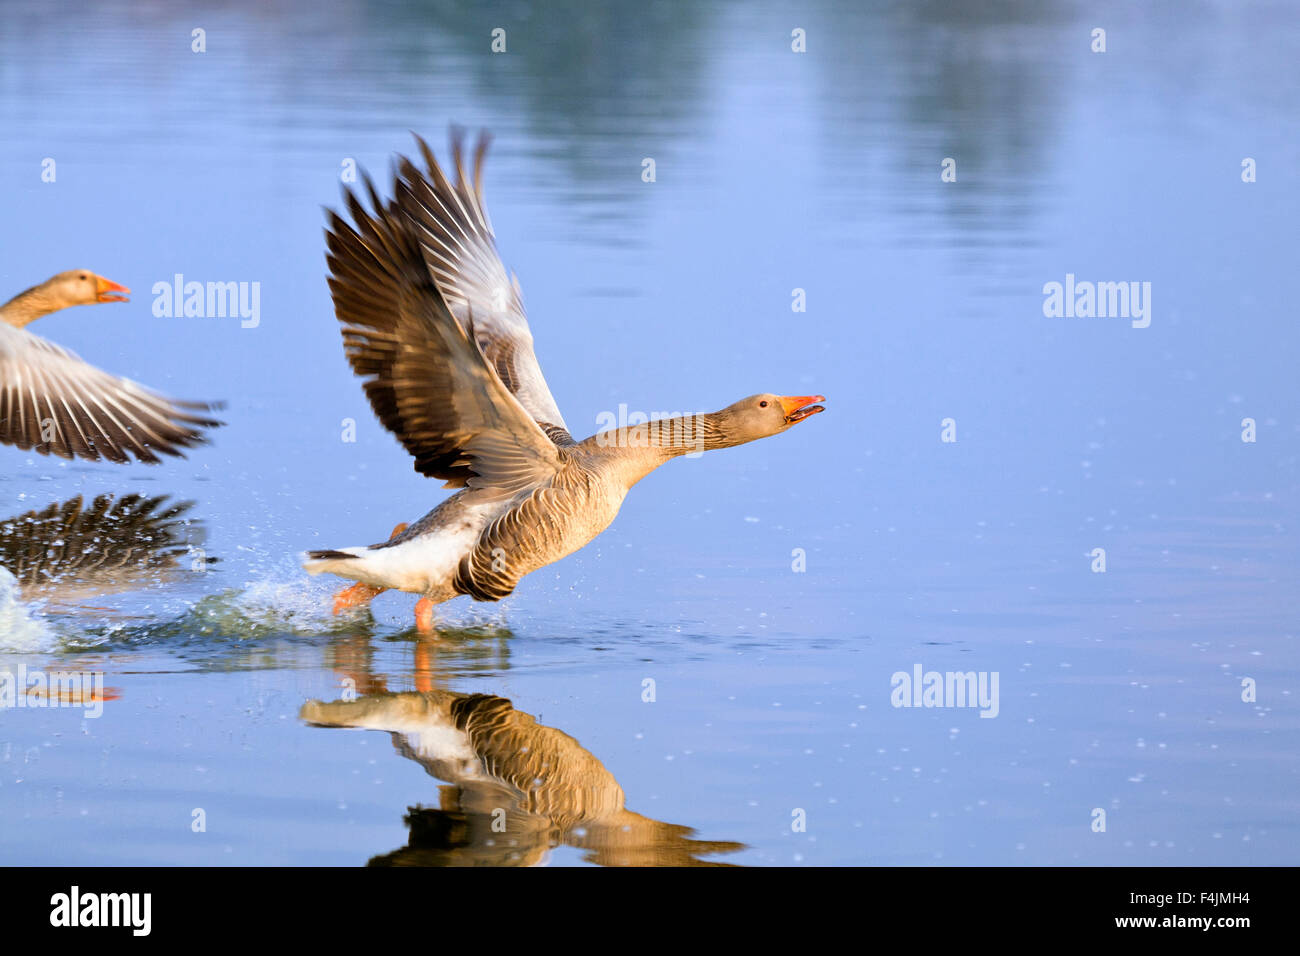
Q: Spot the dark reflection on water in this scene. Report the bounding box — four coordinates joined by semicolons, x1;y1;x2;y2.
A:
303;634;744;866
0;492;209;602
814;0;1072;242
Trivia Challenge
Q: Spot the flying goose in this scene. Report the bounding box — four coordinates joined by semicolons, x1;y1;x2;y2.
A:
0;270;223;463
301;689;744;866
304;132;825;631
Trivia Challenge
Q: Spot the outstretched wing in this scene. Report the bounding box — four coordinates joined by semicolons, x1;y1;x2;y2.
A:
398;131;573;445
0;323;222;464
324;172;566;498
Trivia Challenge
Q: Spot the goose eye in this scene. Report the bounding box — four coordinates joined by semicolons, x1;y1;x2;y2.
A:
79;274;87;280
759;400;768;408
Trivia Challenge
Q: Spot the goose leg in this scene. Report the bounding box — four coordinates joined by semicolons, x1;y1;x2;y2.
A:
333;582;384;615
415;597;437;634
330;522;409;615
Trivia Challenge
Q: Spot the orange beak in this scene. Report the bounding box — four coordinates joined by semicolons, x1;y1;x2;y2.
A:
779;394;826;424
94;275;130;303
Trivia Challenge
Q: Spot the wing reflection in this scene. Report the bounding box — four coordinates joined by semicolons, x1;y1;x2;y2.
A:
0;493;211;603
301;689;746;867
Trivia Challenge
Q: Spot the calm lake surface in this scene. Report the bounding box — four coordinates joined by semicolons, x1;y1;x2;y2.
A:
1;0;1297;865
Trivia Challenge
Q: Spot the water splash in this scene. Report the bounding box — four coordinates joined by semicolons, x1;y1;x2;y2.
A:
1;568;356;654
0;567;59;653
2;563;514;657
179;578;358;639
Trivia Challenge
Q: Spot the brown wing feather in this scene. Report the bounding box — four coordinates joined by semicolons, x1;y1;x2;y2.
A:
398;131;574;445
324;169;567;497
0;324;222;464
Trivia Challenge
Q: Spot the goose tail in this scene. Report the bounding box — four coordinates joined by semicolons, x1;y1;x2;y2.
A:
302;547;364;576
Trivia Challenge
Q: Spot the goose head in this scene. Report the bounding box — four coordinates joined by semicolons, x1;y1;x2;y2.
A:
709;393;826;445
44;270;131;308
1;270;131;328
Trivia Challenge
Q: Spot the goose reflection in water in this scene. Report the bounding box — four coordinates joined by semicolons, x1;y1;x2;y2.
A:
301;687;746;867
0;492;212;608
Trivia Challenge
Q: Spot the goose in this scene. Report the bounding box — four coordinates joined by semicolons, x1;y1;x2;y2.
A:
304;131;825;631
0;270;223;463
301;689;744;866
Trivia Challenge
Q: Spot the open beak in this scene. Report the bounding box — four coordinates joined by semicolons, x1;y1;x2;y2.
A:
94;275;130;303
779;394;826;424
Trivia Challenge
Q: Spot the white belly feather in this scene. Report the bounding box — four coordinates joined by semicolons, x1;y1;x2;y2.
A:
302;501;497;595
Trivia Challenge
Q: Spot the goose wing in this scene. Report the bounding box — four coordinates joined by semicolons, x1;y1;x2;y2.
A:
397;131;574;445
0;322;222;464
325;172;566;498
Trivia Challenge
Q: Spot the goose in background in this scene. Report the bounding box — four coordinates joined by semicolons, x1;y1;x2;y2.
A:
301;689;744;866
0;270;223;463
304;131;825;630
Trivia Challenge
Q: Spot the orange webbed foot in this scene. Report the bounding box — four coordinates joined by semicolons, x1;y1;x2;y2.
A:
333;582;386;615
329;523;409;616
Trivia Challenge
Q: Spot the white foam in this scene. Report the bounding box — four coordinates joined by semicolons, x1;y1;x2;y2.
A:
0;568;59;653
184;576;355;637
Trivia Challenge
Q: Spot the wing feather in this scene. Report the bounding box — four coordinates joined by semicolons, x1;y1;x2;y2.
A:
0;323;223;464
324;174;566;498
398;131;574;444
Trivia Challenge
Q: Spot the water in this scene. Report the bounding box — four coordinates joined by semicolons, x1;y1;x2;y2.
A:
1;0;1297;865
